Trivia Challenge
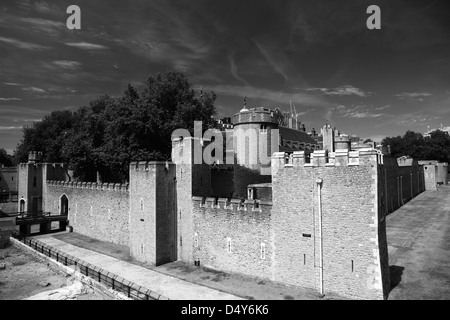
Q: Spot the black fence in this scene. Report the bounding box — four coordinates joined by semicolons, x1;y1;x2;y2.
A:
14;235;166;300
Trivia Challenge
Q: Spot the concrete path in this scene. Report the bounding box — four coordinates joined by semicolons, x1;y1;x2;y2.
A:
34;236;243;300
387;185;450;300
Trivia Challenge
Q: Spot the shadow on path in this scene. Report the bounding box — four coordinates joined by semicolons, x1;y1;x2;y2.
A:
389;265;405;292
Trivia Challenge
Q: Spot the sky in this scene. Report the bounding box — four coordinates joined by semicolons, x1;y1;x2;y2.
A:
1;0;450;154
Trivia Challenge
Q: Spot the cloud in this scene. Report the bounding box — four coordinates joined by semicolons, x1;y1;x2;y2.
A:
307;85;368;97
19;17;65;36
0;36;50;50
23;87;46;93
33;1;60;15
0;98;22;101
253;40;289;81
0;126;22;131
336;104;386;119
204;85;332;108
65;42;109;50
2;83;22;86
395;92;432;100
228;51;250;86
52;60;82;70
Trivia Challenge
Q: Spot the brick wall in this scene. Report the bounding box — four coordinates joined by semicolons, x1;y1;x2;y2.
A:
44;181;129;246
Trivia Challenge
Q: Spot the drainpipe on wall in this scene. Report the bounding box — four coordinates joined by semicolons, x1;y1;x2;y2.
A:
316;178;324;297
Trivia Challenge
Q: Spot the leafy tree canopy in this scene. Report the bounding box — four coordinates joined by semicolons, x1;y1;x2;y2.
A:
14;71;217;182
382;130;450;163
0;148;14;167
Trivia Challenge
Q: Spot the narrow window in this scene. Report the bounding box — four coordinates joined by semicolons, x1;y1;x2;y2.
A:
304;254;306;265
351;260;354;272
260;243;266;259
140;199;144;211
194;232;199;247
33;177;37;187
227;237;232;253
179;210;182;219
180;236;182;247
12;176;14;181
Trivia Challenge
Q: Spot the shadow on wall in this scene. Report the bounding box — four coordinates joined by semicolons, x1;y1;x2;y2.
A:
233;165;271;199
389;265;405;292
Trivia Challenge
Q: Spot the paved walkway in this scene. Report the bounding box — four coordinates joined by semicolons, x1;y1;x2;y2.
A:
33;236;243;300
387;185;450;300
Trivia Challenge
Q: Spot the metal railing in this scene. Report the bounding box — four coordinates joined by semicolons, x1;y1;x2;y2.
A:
13;234;165;300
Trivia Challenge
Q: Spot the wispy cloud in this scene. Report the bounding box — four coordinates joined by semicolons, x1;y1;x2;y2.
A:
0;36;50;50
0;126;22;131
19;17;65;36
0;98;22;101
65;42;109;50
205;85;331;108
32;1;60;15
228;51;250;86
23;87;46;93
395;92;432;101
52;60;82;70
253;39;289;81
2;83;22;86
336;104;386;119
307;85;368;97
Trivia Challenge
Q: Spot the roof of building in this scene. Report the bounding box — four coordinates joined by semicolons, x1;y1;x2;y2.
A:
279;126;318;145
247;183;272;188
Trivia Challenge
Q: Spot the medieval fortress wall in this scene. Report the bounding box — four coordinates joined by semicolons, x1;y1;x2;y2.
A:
45;181;130;246
17;115;442;300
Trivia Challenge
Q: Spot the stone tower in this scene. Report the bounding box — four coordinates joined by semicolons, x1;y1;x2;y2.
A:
322;124;335;153
232;107;279;197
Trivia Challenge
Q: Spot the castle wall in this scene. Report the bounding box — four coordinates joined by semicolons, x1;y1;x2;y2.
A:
129;161;177;266
436;163;448;185
18;163;44;212
383;157;425;213
44;181;129;246
423;164;437;191
172;137;210;263
271;150;389;300
191;198;273;279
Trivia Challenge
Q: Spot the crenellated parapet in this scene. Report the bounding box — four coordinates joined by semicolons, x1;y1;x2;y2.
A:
46;180;129;192
232;107;279;126
19;162;67;169
192;196;272;213
272;149;382;172
130;161;173;171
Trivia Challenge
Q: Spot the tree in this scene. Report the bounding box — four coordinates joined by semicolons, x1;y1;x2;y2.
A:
14;110;77;164
382;130;450;163
14;71;217;182
0;148;13;167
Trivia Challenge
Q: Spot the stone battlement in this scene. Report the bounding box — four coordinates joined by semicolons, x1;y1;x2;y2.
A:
272;149;383;168
46;180;129;192
19;162;66;169
129;161;173;171
192;196;272;212
232;107;279;125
